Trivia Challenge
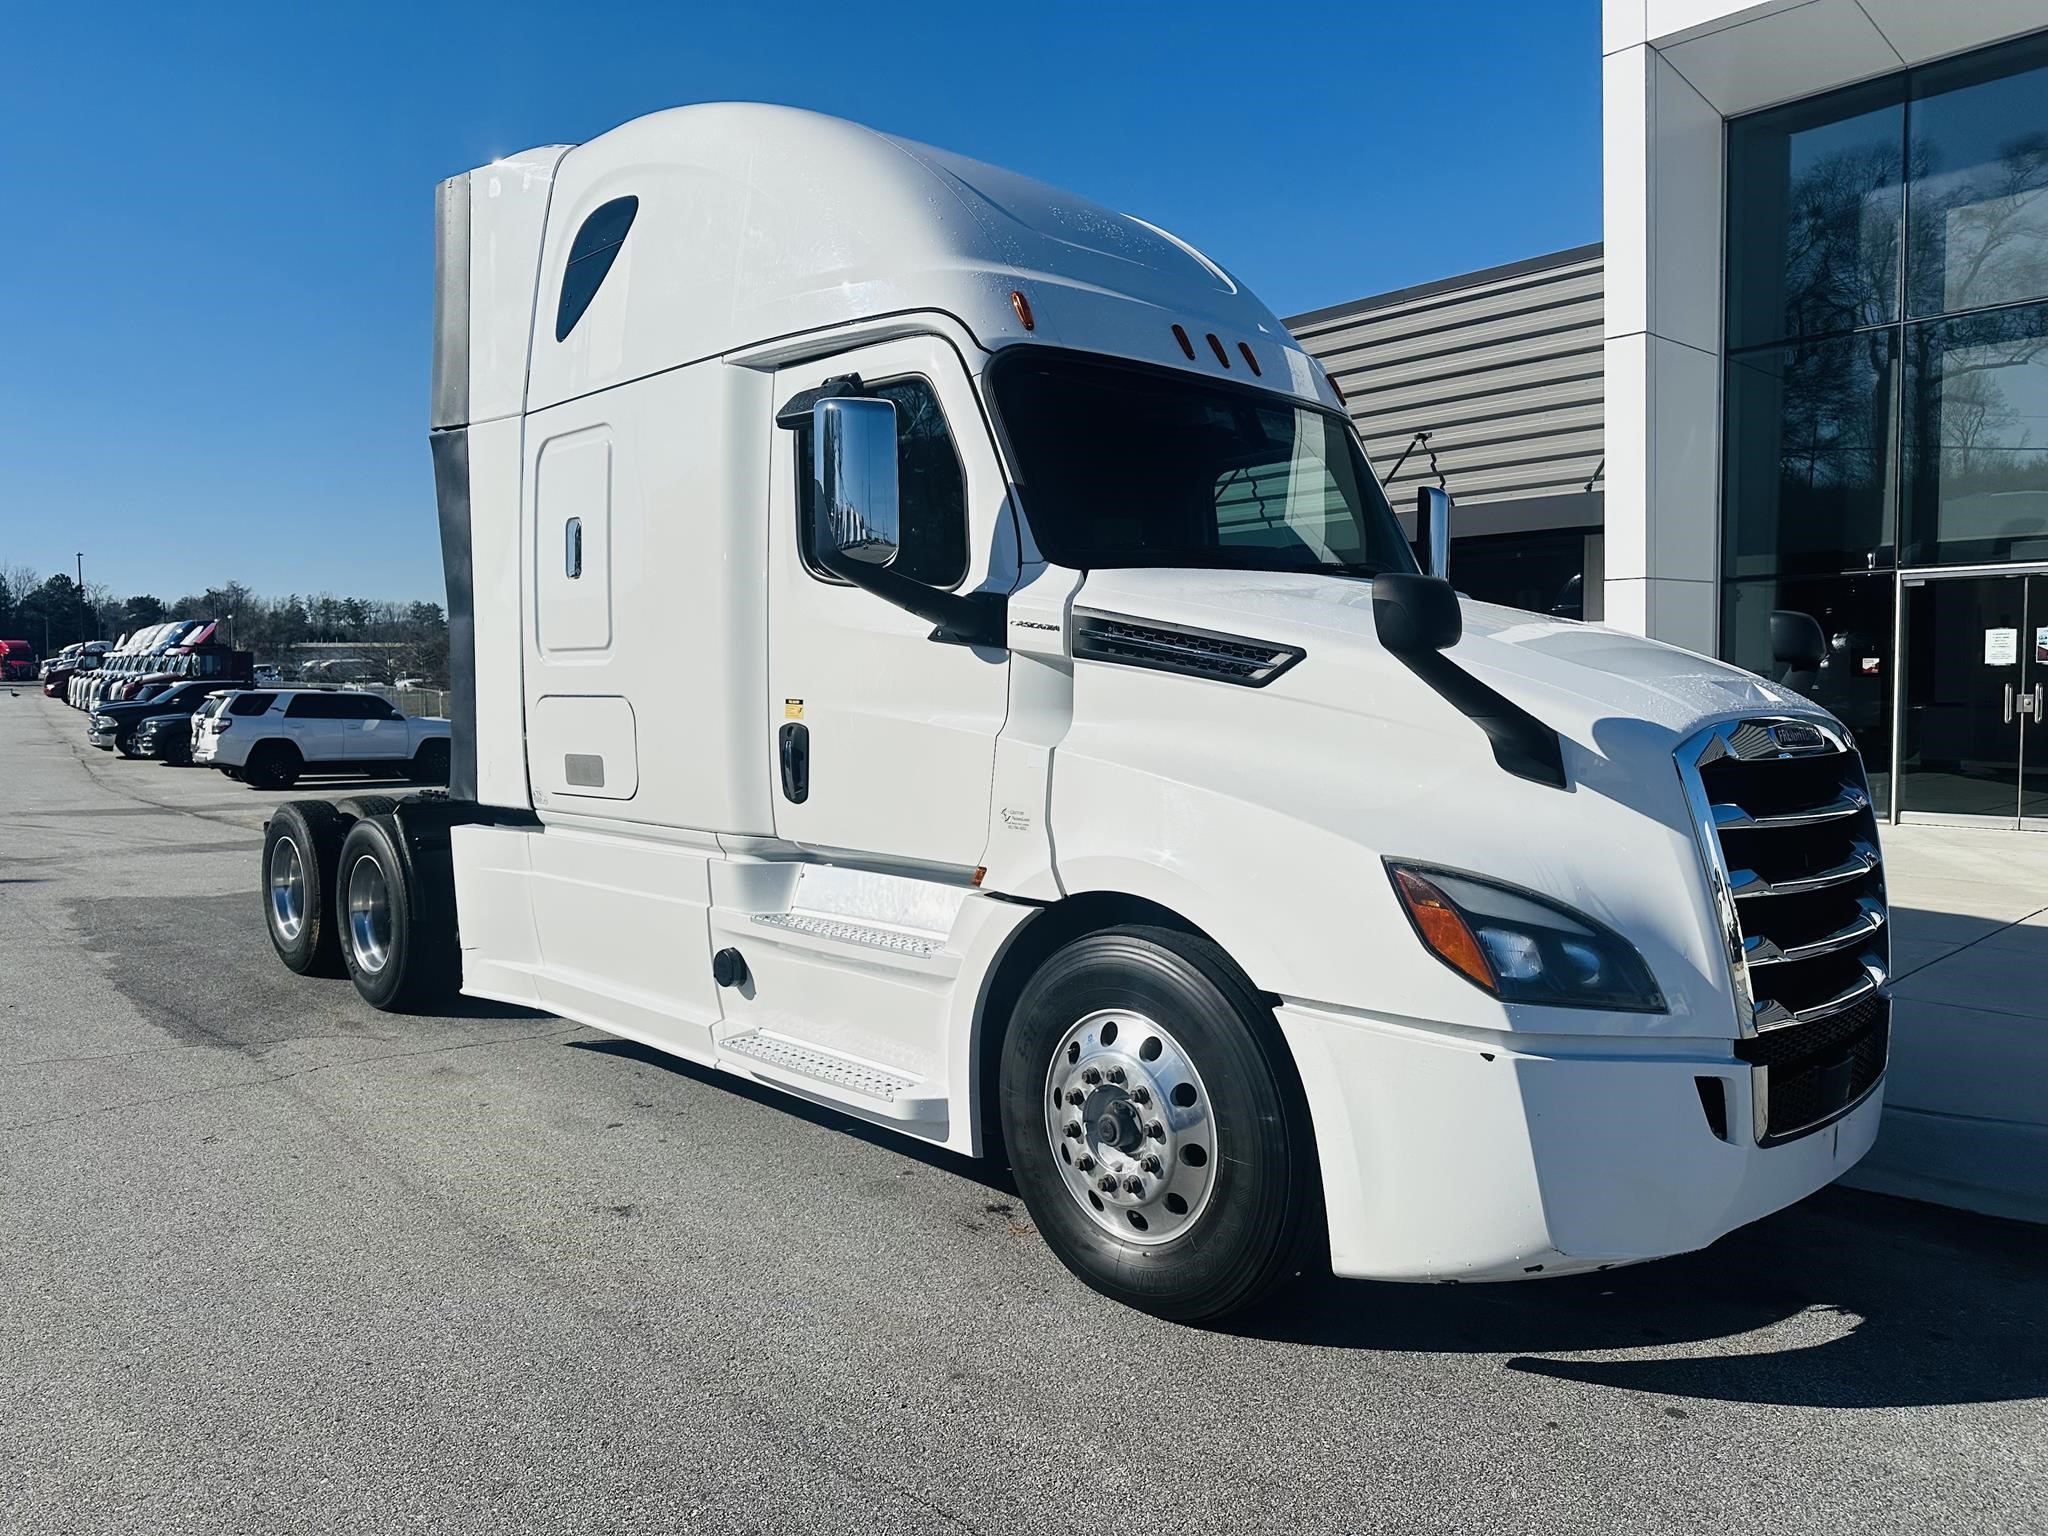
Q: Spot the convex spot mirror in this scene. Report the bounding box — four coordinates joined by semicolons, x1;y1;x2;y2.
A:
812;396;901;569
1416;485;1451;580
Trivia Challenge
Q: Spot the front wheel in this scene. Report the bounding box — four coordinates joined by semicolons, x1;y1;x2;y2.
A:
998;926;1319;1323
407;739;450;785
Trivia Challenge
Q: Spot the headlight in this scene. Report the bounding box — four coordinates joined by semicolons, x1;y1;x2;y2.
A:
1386;861;1665;1012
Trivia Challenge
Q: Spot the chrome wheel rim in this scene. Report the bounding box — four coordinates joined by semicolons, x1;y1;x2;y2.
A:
1043;1009;1218;1246
268;836;306;943
345;853;393;975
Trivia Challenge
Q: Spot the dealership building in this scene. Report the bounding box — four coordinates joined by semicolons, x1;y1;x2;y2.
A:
1294;0;2048;835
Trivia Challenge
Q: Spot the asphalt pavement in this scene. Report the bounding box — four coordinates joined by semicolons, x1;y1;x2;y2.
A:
3;688;2044;1535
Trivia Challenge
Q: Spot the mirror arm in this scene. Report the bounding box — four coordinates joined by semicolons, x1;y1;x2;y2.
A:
817;552;1008;647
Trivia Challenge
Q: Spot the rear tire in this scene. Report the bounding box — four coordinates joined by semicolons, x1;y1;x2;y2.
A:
998;926;1319;1323
407;739;451;784
262;801;351;976
245;742;301;790
336;814;455;1012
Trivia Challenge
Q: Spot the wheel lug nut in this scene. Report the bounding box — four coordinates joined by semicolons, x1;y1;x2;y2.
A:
1107;1066;1127;1084
1141;1155;1162;1175
1066;1089;1085;1106
1146;1121;1165;1141
1123;1176;1145;1195
1097;1175;1118;1193
1131;1087;1150;1105
1077;1154;1096;1172
1082;1067;1102;1085
1064;1121;1083;1139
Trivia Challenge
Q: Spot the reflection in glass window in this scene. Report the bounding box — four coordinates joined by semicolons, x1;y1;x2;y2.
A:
1902;302;2048;566
1727;79;1904;349
1907;36;2048;318
1724;331;1898;580
1723;573;1895;808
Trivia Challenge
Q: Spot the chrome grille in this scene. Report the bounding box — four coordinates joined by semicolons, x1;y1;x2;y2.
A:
1676;716;1890;1144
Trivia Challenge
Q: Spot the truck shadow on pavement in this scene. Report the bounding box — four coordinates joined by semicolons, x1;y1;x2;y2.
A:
1233;1187;2048;1411
573;1040;2045;1412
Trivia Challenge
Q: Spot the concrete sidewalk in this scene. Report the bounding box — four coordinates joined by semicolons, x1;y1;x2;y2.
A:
1848;822;2048;1221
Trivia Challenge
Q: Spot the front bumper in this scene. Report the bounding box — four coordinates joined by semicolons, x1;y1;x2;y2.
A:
86;720;119;749
1276;1001;1882;1281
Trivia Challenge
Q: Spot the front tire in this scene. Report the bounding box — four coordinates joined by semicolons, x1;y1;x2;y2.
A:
407;739;450;784
998;926;1319;1323
336;814;453;1012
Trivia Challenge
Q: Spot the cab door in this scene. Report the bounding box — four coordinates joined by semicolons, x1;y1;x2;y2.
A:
766;336;1016;872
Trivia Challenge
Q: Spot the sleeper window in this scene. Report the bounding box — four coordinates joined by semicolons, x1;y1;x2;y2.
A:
792;377;969;589
555;196;639;342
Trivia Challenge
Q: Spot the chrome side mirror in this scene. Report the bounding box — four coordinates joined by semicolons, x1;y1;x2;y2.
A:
1417;486;1451;580
813;396;900;568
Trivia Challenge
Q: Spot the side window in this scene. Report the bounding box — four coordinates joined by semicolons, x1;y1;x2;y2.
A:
284;694;334;719
555;196;638;342
792;377;969;589
230;692;277;716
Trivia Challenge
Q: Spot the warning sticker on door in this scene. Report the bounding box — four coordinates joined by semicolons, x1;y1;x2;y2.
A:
1986;627;2019;666
2037;627;2048;665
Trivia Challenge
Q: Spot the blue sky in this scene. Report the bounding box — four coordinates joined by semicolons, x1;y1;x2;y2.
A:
0;1;1601;605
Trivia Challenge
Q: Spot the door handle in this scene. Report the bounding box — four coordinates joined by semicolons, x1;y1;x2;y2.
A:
2006;683;2017;724
779;722;809;803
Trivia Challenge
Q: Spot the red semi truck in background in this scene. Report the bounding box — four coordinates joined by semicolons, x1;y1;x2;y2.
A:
1;640;35;681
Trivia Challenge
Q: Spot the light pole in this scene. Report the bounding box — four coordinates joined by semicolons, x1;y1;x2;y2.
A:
75;552;89;643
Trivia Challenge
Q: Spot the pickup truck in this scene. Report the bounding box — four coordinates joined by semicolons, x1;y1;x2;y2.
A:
195;688;451;789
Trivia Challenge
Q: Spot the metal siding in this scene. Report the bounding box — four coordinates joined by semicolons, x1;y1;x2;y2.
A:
1287;249;1605;518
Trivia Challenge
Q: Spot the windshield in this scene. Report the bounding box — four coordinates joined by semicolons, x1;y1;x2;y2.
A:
988;350;1416;577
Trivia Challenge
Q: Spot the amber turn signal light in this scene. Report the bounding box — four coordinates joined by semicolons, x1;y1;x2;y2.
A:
1391;868;1495;993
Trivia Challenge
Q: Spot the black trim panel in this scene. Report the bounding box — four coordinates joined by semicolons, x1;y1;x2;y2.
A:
429;428;478;803
1071;609;1304;688
1394;648;1569;789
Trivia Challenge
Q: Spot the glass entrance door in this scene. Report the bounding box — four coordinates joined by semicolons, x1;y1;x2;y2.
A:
1899;574;2028;822
2023;575;2048;830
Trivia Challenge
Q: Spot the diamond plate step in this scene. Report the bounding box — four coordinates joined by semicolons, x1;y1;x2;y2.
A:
720;1030;923;1103
750;911;944;957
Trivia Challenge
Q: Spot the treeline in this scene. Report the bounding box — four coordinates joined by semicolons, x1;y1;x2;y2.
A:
0;568;448;680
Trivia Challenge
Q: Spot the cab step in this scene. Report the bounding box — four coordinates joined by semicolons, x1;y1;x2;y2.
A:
718;1029;945;1121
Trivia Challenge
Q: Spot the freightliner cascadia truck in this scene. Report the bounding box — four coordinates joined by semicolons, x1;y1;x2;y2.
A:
255;104;1891;1321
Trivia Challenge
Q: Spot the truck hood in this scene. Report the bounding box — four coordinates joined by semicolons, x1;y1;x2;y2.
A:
1074;568;1831;748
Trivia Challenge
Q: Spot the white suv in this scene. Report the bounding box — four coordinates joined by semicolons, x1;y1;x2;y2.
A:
194;688;451;790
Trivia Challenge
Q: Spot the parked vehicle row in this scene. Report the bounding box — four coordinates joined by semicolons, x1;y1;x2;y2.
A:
65;676;451;791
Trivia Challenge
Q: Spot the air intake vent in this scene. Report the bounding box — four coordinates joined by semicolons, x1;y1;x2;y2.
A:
1071;610;1303;688
1677;716;1890;1144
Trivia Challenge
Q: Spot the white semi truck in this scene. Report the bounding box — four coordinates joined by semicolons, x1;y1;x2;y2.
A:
257;104;1890;1320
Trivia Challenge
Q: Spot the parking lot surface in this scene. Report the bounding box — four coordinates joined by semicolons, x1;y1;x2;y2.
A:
4;689;2045;1535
